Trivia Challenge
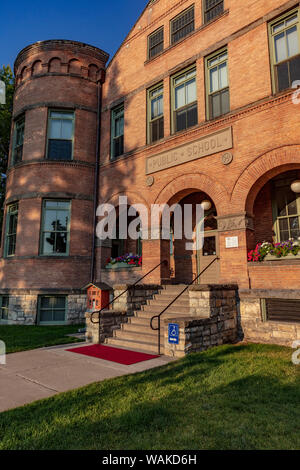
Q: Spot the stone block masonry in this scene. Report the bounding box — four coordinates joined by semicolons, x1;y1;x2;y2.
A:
164;285;239;358
85;310;128;344
0;291;86;325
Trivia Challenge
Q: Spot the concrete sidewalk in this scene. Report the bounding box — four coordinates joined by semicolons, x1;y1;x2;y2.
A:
0;343;173;413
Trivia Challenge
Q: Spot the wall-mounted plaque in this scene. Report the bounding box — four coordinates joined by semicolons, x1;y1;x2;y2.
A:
225;236;239;249
146;127;233;175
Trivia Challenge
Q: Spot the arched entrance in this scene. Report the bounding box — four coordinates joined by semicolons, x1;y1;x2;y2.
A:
167;191;220;284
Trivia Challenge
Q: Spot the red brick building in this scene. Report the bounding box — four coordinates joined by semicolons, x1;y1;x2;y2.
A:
1;0;300;347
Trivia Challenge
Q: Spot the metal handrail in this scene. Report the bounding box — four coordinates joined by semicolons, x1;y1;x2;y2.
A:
90;259;168;324
150;257;219;355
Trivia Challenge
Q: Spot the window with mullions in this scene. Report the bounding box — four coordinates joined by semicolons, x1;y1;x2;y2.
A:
272;178;300;242
12;117;25;165
0;296;9;321
207;50;230;120
40;200;70;256
47;110;74;160
172;67;198;133
270;10;300;93
171;6;195;45
111;105;124;159
5;203;18;257
38;296;67;324
148;84;164;144
203;0;224;24
148;27;164;59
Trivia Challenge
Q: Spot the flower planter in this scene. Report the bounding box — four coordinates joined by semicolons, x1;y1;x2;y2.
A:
105;262;139;269
264;253;300;261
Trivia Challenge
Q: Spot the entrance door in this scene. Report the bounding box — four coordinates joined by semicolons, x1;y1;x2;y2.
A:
196;213;220;284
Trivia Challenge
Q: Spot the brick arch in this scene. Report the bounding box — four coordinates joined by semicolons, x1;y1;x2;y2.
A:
31;60;42;76
88;64;98;80
48;57;61;73
68;58;81;74
103;190;151;215
231;145;300;215
154;173;229;215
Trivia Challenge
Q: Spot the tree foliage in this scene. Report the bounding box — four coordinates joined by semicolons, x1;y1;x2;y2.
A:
0;65;14;242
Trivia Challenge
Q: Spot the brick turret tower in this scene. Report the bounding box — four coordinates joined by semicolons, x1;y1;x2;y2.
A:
0;40;109;324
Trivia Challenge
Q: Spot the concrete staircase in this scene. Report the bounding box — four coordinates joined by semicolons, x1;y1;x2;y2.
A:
105;284;192;354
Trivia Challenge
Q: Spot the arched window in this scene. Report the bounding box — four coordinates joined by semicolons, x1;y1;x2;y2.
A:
272;173;300;242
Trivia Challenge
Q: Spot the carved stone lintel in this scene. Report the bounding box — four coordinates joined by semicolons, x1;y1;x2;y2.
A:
217;213;254;232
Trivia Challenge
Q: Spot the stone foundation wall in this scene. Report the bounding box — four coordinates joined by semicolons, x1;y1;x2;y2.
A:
112;284;162;314
164;285;239;358
85;310;128;343
239;290;300;347
0;291;86;325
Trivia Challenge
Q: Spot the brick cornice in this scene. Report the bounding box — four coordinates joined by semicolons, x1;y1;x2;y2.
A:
7;159;95;174
14;72;101;93
13;102;97;120
5;191;94;204
14;39;109;73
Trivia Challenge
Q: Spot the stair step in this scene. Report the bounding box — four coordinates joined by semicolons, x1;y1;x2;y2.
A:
146;298;190;307
114;329;163;341
136;307;191;317
142;303;190;313
122;323;163;334
105;337;163;355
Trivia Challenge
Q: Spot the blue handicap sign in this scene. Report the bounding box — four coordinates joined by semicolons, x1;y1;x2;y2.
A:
168;323;179;345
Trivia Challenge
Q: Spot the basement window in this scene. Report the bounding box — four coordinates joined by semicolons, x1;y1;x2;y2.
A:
261;298;300;323
38;296;67;324
0;296;9;321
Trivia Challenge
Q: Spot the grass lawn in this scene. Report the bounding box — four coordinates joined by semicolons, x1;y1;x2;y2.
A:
0;343;299;450
0;324;85;354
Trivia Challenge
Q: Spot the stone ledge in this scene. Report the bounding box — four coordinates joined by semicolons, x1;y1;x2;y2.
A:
189;284;238;291
112;284;162;290
239;289;300;300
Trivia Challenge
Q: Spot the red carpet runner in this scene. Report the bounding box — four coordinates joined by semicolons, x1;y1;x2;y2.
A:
66;344;159;365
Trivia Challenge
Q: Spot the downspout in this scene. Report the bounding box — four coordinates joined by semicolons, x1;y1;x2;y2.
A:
90;70;105;283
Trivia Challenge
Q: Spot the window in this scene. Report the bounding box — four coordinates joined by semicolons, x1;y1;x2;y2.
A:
38;296;67;324
172;66;198;133
203;0;224;24
40;200;71;256
0;296;9;321
5;203;18;257
206;49;230;119
270;10;300;92
148;84;164;144
111;105;124;159
148;27;164;59
261;298;300;323
171;6;195;45
12;117;25;165
272;177;300;242
47;110;74;160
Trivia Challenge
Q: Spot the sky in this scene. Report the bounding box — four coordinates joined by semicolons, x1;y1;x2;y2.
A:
1;0;148;71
